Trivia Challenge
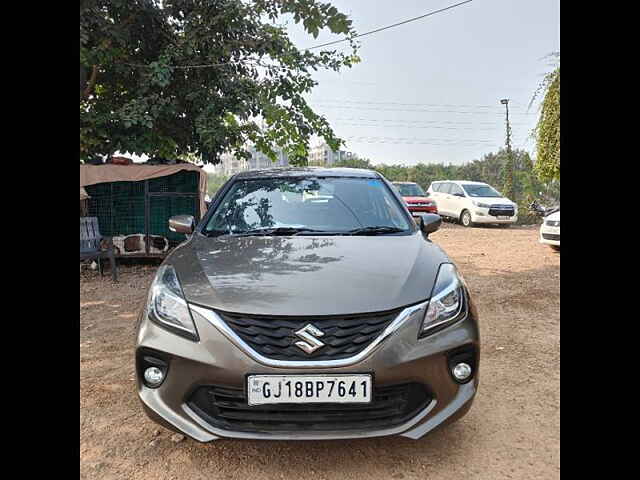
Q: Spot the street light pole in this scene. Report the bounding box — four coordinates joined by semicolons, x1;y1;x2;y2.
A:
500;98;515;202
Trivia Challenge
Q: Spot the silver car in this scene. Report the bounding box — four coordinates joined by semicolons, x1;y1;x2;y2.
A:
136;167;480;441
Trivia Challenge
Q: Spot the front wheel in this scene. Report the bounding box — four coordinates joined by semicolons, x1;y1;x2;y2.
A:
550;245;560;252
461;210;473;227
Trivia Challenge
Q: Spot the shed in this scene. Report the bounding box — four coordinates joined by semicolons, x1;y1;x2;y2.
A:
80;163;207;257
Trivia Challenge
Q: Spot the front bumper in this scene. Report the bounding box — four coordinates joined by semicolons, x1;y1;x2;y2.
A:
539;226;560;246
407;206;438;217
471;210;517;224
135;300;480;441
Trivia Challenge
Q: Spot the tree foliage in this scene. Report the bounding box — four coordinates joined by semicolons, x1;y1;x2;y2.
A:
80;0;359;164
530;54;560;182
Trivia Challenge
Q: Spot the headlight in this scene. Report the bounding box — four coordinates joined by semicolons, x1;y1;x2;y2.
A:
147;265;199;341
472;201;490;208
420;263;467;337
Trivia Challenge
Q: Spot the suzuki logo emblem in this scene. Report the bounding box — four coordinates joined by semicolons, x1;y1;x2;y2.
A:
293;324;325;354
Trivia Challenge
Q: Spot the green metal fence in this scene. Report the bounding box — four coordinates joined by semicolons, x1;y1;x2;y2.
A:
85;170;201;257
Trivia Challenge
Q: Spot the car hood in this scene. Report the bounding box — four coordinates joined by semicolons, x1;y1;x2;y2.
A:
469;196;515;206
168;233;449;316
546;210;560;221
403;196;433;204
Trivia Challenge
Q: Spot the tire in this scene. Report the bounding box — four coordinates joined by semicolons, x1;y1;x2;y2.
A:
460;210;473;227
550;245;560;252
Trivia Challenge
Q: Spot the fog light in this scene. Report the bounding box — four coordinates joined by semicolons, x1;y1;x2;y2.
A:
144;366;165;387
452;362;472;381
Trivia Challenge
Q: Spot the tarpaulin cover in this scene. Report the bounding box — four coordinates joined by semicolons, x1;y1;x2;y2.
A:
80;164;207;216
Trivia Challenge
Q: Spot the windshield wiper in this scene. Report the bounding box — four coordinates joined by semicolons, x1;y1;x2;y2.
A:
201;229;231;237
347;226;406;236
234;227;328;237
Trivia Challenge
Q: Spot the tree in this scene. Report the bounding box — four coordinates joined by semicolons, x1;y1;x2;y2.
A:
80;0;359;164
332;156;373;169
530;53;560;181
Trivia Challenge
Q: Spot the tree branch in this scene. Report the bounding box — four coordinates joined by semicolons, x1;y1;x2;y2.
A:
81;65;98;99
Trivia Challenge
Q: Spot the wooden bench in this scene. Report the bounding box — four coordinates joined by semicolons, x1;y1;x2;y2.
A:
80;217;118;281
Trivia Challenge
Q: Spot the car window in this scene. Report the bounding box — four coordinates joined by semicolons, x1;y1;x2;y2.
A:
440;183;452;194
461;183;502;198
430;183;440;193
205;177;413;234
450;184;464;196
394;183;426;196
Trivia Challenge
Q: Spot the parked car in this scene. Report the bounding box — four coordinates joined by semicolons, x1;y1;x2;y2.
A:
540;210;560;250
530;201;560;250
136;167;480;442
427;180;517;227
392;181;438;217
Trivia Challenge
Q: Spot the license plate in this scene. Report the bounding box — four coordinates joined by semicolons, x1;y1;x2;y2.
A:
497;216;510;220
247;374;372;406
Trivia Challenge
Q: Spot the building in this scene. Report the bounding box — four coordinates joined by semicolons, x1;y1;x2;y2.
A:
308;141;355;166
217;152;248;176
215;142;355;174
246;145;290;170
216;146;291;176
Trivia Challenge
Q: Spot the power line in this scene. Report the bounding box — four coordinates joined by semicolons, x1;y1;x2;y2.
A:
313;103;536;115
311;98;528;110
333;117;527;126
344;139;497;148
344;135;494;144
335;122;499;131
307;0;474;50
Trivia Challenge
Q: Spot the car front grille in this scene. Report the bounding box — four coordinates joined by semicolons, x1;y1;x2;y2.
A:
187;383;431;433
542;233;560;241
488;205;515;217
216;308;403;361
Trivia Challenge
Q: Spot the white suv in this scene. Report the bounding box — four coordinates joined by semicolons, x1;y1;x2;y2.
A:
427;181;518;227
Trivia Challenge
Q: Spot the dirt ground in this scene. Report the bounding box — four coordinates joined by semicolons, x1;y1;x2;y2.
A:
80;223;560;480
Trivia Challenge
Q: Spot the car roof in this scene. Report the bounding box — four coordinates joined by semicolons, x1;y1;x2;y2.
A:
431;180;488;185
234;167;380;179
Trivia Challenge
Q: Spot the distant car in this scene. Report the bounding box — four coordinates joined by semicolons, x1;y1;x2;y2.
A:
392;182;438;217
535;205;560;251
427;180;517;227
529;201;559;250
539;210;560;250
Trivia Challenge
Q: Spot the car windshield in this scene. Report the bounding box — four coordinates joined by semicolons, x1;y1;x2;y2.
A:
204;177;412;235
462;184;502;198
394;183;426;197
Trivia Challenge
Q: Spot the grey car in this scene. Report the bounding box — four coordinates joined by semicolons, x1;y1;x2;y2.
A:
135;167;480;441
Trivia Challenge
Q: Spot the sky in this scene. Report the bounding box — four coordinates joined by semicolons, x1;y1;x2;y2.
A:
286;0;560;166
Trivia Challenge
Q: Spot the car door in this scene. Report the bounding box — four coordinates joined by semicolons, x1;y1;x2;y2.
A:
436;182;453;217
447;183;467;219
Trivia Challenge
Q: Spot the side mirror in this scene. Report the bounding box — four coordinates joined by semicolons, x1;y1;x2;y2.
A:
169;215;195;234
453;192;465;197
418;213;442;237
